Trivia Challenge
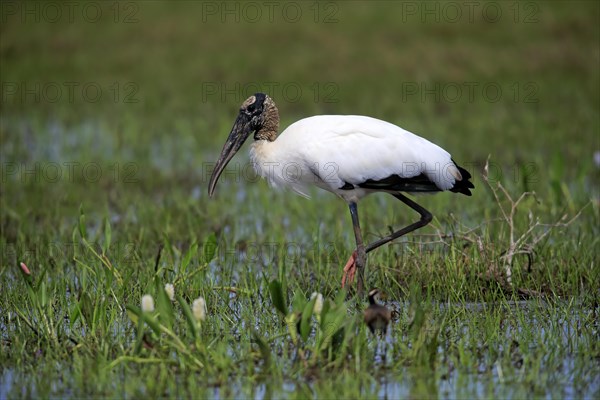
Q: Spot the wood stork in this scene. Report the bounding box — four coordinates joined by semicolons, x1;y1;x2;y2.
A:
208;93;474;296
364;288;392;334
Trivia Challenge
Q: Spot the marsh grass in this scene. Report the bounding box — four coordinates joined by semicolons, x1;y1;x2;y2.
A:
1;1;599;398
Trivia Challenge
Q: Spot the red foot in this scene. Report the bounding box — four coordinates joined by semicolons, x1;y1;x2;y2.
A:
341;250;357;288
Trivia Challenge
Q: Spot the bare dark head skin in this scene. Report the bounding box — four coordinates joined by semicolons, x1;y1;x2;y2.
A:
208;93;279;197
364;288;392;334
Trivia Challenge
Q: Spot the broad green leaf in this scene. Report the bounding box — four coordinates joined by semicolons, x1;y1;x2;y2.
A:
181;242;198;273
291;291;306;313
156;285;175;329
320;297;331;319
300;297;315;341
285;312;299;345
319;310;345;351
203;233;218;263
80;292;94;324
268;280;287;316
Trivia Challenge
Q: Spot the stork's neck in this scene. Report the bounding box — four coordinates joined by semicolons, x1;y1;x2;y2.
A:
255;101;279;142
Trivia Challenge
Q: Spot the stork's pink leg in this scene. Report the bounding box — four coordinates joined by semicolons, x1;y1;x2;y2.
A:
341;250;357;288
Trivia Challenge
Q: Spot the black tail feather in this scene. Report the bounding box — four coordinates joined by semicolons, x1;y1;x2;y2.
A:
450;160;474;196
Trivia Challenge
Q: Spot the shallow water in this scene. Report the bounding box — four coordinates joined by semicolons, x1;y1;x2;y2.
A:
2;300;597;398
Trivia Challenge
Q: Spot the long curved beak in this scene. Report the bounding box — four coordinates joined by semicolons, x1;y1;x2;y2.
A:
208;112;253;197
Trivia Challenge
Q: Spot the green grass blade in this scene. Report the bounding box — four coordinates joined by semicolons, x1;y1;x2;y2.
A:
269;279;287;316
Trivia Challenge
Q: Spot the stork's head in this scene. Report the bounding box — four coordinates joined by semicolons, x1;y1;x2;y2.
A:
208;93;279;197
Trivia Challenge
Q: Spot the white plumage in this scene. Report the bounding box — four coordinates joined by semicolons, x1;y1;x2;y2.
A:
209;93;473;296
250;115;461;201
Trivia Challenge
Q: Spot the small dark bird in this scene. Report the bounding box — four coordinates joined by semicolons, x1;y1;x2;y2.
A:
364;288;392;334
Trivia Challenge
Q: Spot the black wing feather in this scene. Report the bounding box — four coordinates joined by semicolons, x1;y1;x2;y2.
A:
357;173;441;193
342;159;474;196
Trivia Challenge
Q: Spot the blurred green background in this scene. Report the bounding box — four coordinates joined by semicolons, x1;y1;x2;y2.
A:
2;0;598;179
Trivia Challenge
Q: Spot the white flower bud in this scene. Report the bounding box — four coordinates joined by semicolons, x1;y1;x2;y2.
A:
141;294;154;313
192;297;206;321
311;292;324;316
164;283;175;301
